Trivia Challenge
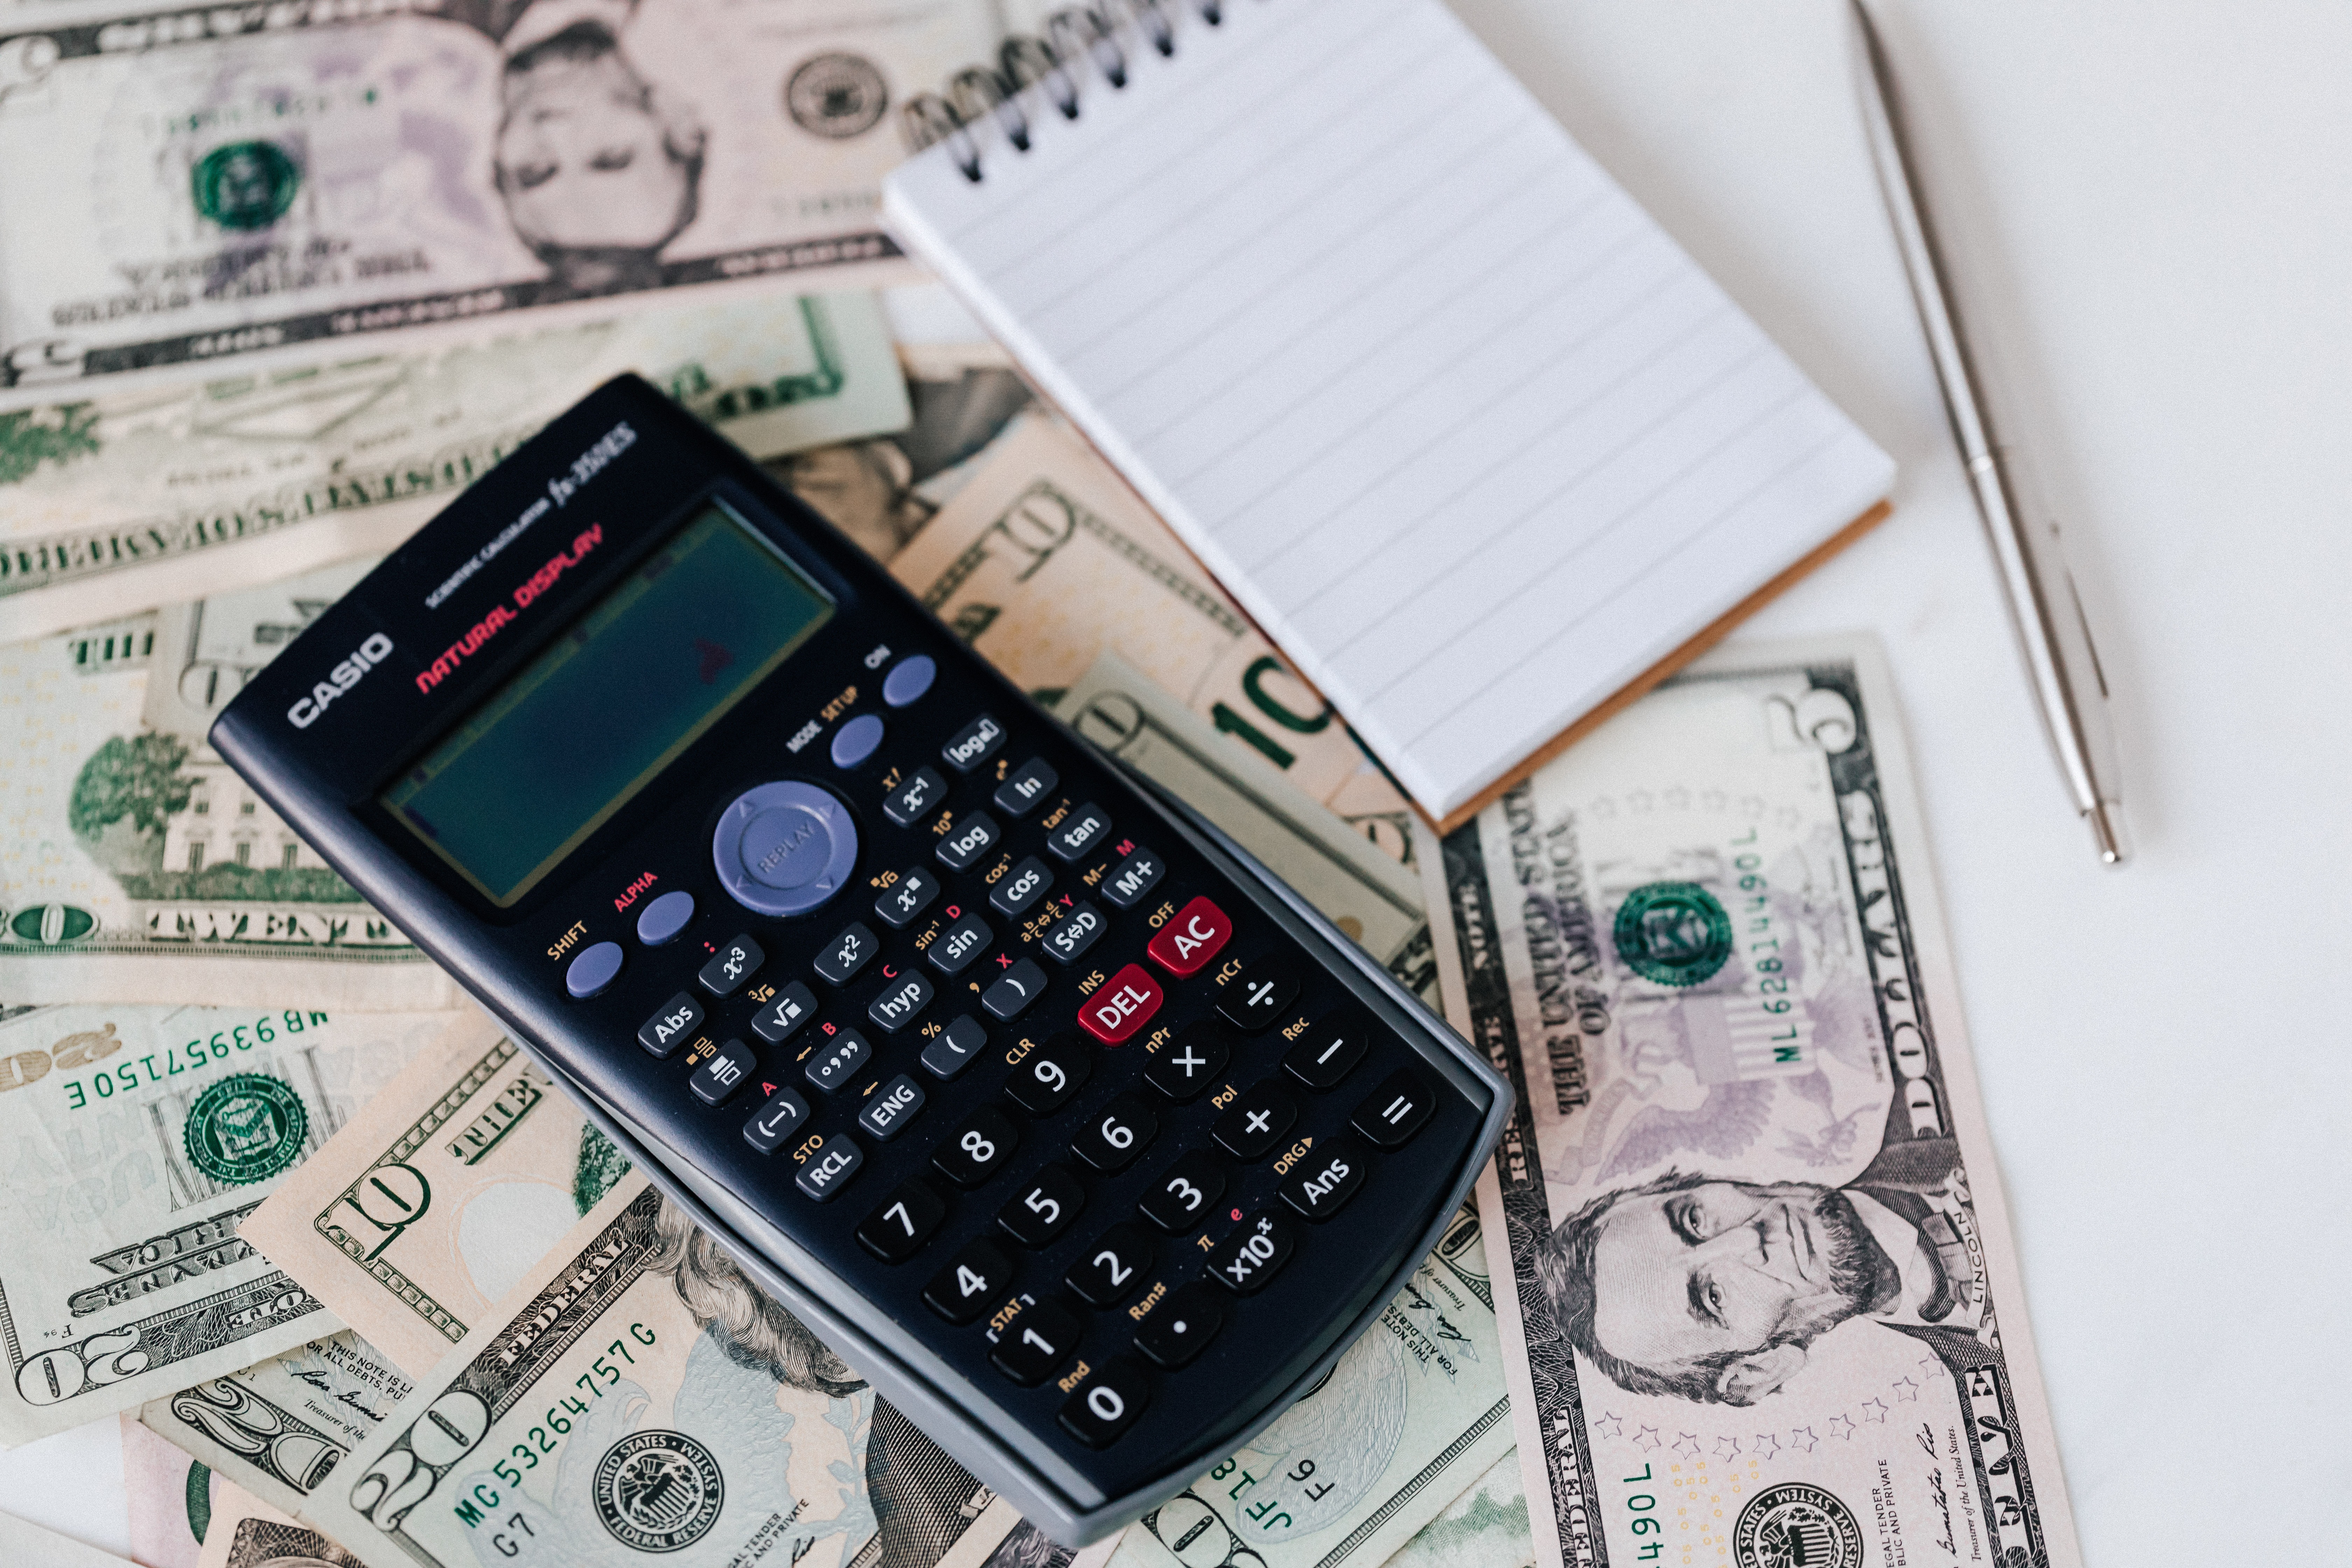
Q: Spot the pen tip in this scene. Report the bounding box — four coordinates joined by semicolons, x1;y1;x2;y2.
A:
2088;800;2129;866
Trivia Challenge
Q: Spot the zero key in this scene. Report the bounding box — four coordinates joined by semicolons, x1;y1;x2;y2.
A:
1058;1360;1150;1449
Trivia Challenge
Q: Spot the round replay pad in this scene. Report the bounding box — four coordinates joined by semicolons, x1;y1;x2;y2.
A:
635;889;695;946
883;654;936;707
714;782;858;917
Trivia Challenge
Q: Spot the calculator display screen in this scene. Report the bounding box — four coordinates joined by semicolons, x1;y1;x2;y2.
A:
382;502;833;904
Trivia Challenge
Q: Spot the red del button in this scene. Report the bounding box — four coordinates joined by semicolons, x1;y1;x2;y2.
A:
1079;964;1163;1045
1147;896;1232;977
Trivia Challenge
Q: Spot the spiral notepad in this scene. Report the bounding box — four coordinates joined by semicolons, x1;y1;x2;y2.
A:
884;0;1895;827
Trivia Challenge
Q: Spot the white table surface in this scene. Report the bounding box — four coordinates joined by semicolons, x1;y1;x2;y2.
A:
7;1;2347;1559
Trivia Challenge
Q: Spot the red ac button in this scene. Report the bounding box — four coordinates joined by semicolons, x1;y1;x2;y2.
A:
1146;896;1232;978
1079;964;1163;1045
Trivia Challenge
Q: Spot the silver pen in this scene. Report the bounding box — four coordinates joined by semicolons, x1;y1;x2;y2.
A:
1849;0;2130;864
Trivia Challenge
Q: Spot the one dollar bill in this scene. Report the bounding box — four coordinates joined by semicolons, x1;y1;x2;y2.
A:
299;1171;1021;1568
0;0;1001;401
0;1004;453;1444
0;292;910;641
1423;636;2082;1568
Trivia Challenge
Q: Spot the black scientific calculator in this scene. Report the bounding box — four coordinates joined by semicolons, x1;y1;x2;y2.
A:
213;376;1508;1543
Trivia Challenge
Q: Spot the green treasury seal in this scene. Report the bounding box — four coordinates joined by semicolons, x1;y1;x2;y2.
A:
1732;1483;1865;1568
184;1073;308;1185
594;1429;725;1551
192;141;300;231
1611;881;1732;987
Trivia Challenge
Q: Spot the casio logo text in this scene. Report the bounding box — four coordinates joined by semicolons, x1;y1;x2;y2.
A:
287;633;394;729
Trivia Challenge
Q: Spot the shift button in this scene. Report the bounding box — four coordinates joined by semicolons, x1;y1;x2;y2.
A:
565;941;622;999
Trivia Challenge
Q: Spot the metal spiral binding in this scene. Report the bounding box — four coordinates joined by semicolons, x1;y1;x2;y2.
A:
901;0;1231;183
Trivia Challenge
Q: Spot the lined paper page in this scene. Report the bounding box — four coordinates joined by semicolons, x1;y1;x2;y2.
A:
887;0;1893;816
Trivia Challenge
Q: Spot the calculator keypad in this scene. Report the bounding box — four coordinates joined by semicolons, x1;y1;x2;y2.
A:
586;659;1483;1480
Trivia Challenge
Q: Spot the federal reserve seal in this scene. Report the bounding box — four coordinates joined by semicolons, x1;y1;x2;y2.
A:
1611;880;1733;987
785;52;889;138
1732;1483;1865;1568
593;1430;724;1552
184;1073;308;1185
191;141;300;231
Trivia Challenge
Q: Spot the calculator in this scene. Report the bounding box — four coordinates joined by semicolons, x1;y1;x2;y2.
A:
211;376;1509;1544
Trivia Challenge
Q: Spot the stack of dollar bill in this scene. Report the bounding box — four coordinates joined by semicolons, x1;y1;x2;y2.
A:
0;0;2081;1562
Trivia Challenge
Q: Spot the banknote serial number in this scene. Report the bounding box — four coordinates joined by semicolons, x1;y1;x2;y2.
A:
58;1009;330;1109
1618;1464;1664;1560
1207;1454;1332;1533
480;1323;658;1499
1732;835;1801;1062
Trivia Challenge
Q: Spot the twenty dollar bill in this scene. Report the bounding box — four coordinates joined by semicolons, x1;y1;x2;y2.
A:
0;1004;450;1443
301;1171;1020;1568
1423;637;2081;1568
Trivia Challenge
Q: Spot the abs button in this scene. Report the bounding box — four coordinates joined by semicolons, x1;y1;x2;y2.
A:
713;781;857;918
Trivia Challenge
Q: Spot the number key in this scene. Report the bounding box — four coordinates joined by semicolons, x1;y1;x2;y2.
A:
1071;1093;1158;1174
991;1297;1082;1386
996;1163;1085;1248
923;1237;1013;1324
1066;1222;1155;1308
856;1178;946;1263
1058;1361;1149;1449
1003;1033;1092;1115
1137;1149;1226;1234
932;1106;1019;1189
813;922;879;985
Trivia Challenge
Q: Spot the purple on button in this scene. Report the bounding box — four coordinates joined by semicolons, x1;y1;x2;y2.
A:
713;781;858;917
883;655;936;707
565;940;623;999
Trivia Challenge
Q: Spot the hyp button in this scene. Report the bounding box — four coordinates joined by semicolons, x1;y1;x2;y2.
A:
713;781;857;917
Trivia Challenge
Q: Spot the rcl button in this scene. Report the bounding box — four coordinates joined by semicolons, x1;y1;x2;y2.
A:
1146;896;1231;977
1078;964;1162;1045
